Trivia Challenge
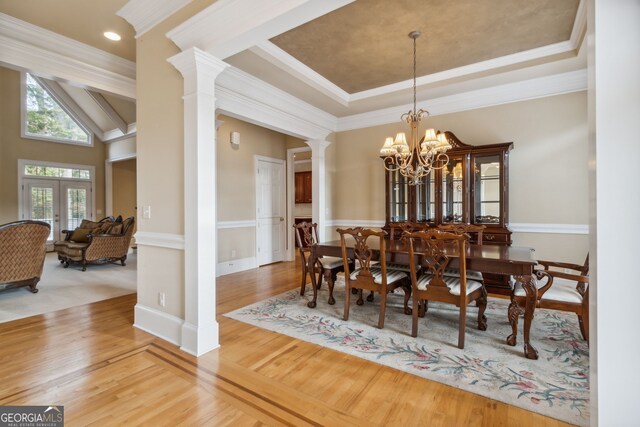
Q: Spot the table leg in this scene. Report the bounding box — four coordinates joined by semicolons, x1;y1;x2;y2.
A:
506;274;539;360
307;245;318;308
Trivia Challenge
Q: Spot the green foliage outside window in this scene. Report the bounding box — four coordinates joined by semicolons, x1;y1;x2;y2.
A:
25;74;89;143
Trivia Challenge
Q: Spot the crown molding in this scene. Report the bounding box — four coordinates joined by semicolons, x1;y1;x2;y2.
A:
336;69;587;132
0;13;135;99
117;0;193;38
250;41;350;106
569;0;587;49
216;65;336;140
166;0;353;59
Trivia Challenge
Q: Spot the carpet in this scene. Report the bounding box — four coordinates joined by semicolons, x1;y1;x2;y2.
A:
225;278;589;426
0;252;136;323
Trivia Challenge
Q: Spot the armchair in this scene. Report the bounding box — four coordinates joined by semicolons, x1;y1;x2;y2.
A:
54;216;135;271
0;220;50;293
508;254;589;344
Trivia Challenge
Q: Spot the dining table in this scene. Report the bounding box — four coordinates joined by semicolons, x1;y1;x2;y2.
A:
307;238;541;360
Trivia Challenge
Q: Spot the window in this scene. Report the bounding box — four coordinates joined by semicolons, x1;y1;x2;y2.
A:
23;73;91;145
24;164;91;180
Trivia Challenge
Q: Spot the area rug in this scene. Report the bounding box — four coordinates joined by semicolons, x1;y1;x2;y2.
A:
225;278;589;426
0;252;136;323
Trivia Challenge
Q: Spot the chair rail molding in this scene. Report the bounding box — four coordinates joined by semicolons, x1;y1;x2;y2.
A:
217;220;256;229
116;0;194;38
509;223;589;235
0;13;135;99
134;231;185;250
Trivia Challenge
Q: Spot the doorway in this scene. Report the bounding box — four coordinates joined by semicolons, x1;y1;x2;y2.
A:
255;156;286;266
19;160;95;249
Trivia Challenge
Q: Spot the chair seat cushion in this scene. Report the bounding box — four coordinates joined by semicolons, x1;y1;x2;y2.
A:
416;274;483;296
513;277;583;303
54;240;88;260
443;268;484;281
319;256;343;269
350;266;407;285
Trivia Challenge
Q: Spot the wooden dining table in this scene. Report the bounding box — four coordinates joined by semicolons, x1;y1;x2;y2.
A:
307;238;541;360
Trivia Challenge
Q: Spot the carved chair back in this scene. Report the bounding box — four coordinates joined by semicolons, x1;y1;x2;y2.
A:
293;221;319;257
337;227;388;289
406;230;469;298
437;223;486;245
389;222;429;240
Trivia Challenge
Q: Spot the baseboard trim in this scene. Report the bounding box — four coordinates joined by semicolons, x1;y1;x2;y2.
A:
216;257;258;277
180;321;220;357
133;303;183;346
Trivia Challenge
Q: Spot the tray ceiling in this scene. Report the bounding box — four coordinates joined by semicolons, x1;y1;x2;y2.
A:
270;0;580;94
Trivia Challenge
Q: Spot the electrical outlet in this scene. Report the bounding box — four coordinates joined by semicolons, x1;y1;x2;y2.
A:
231;249;236;258
143;206;151;219
158;292;165;307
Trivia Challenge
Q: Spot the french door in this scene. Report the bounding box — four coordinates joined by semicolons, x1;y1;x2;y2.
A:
22;178;92;248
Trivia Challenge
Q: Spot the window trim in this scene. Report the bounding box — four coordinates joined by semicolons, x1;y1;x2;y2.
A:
17;159;96;223
20;72;94;147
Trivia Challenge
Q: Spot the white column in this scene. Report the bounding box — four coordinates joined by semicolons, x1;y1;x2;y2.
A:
168;48;229;356
306;139;331;241
589;0;640;425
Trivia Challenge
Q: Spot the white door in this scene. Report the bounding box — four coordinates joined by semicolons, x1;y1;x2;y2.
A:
22;178;92;247
256;157;286;266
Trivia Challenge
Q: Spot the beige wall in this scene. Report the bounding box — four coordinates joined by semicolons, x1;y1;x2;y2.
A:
112;158;137;242
135;0;221;317
216;114;297;262
331;92;588;263
0;67;106;225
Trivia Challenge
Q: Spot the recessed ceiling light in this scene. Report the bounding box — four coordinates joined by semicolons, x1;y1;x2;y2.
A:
103;31;121;41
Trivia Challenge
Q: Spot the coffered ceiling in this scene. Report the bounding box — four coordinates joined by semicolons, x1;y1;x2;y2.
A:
270;0;580;94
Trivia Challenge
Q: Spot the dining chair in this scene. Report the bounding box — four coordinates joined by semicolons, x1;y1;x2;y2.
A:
509;254;589;344
338;227;410;329
437;224;486;282
406;230;488;348
293;221;348;305
389;222;429;240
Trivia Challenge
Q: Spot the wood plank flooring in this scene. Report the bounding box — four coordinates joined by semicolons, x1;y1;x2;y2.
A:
0;259;573;426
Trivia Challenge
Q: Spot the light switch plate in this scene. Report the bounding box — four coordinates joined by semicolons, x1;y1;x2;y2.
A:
143;206;151;219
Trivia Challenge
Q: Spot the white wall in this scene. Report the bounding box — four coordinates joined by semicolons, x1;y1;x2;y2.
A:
589;1;640;425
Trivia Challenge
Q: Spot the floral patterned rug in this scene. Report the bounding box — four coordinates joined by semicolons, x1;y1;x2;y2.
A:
225;279;589;426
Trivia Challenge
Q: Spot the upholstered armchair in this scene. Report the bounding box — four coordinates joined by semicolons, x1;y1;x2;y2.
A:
509;255;589;344
54;216;135;271
0;220;50;293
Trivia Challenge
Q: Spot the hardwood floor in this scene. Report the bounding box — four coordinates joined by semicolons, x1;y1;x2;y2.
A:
0;259;572;426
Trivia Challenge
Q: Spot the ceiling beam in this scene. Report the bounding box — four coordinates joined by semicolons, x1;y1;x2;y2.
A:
32;76;104;138
166;0;354;59
86;90;128;134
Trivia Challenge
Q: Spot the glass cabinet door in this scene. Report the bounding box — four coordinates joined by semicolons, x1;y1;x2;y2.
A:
473;154;501;224
441;158;465;224
388;170;408;222
416;169;436;223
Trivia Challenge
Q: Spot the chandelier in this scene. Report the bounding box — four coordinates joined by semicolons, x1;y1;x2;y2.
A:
380;31;451;185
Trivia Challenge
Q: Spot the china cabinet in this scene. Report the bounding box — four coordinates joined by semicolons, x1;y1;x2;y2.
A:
383;132;514;293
